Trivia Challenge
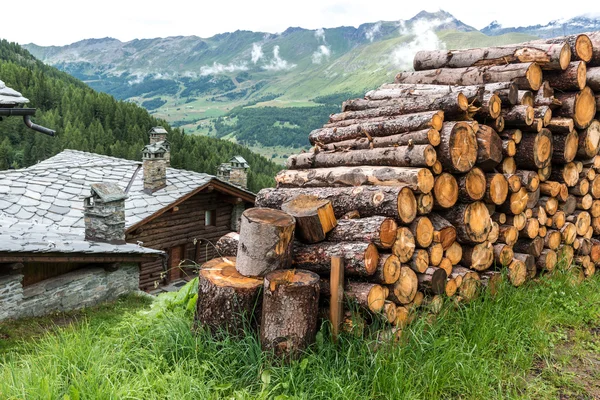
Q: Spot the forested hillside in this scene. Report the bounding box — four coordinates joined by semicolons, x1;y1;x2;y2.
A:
0;40;281;192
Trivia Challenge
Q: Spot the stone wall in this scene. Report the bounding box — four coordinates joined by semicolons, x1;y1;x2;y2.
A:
0;263;139;321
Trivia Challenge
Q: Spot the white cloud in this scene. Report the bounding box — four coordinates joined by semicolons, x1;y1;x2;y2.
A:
263;45;296;71
199;62;248;76
391;18;448;70
312;45;331;64
365;22;381;42
251;43;264;64
315;27;326;43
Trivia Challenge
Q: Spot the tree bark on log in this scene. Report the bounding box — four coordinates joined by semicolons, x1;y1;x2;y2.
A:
501;105;534;127
534;106;553;126
327;216;398;249
515;170;540;191
345;281;387;313
276;166;434;193
437;122;478;173
527;34;592;63
324;110;444;132
372;254;402;285
554;87;596;129
513;237;545;258
216;232;240;257
438;201;491;244
577;120;600;159
527;188;541;209
281;195;337;244
433;172;459;209
513;130;554;169
412;43;570;71
395;63;543;90
457;167;486;202
236;208;295;277
586;67;600;92
499;128;523;143
549;162;579;187
476;125;503;171
261;269;320;358
256;186;417;223
417;267;448;295
318;128;440;151
287;145;437;170
484;82;519;105
494;243;514;266
429;213;457;250
546;117;575;134
544;61;587;90
518;90;534;106
195;257;263;336
293;241;379;276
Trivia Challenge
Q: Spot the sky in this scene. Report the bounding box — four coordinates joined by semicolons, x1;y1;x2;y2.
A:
3;0;600;46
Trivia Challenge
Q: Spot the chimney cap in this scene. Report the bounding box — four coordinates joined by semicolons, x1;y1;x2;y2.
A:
142;142;170;156
149;126;168;135
86;182;127;203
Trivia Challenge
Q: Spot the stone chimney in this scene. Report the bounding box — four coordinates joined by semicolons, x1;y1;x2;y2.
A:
142;142;168;193
84;183;128;244
217;156;249;189
148;126;170;166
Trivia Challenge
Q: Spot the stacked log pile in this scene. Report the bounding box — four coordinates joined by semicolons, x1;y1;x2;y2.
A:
198;31;600;347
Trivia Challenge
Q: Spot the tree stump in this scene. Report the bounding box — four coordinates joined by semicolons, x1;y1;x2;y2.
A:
261;269;320;358
236;208;296;277
195;257;263;335
281;195;337;243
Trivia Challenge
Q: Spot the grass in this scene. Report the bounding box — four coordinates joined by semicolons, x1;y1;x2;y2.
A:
1;266;600;399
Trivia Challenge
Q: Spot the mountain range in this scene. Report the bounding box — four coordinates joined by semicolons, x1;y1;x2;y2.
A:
22;10;600;162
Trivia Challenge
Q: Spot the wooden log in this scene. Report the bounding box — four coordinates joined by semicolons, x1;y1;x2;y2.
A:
518;90;534;106
428;242;444;267
576;238;593;256
551;130;578;164
546;117;575;134
389;266;419;305
450;266;481;301
590;238;600;263
293;241;379;276
567;210;592;236
524;218;540;239
577;120;600;159
499;128;522;143
570;179;590;196
506;213;528;230
410;216;434;248
501;105;534;127
256;186;417;223
437;122;478;173
538;164;552;182
582;167;596;181
345;281;387;313
318;128;441;152
591;199;600;217
559;184;570;202
513;130;554;169
492;116;505;133
433;172;459;209
487;221;500;244
275;166;435;194
315;111;444;143
498;187;529;215
498;225;519;246
514;253;536;280
342;92;469;118
395;63;542;90
417;267;448;295
521;118;543;133
329;257;344;341
513;237;545;258
538;249;558;271
492;212;507;224
558;245;575;267
195;257;263;335
261;269;320;358
544;229;562;250
417;193;434;215
371;83;483;100
550;210;566;229
544;61;587;91
494;243;514;266
372;254;401;285
505;174;522;193
528;34;592;63
457;167;486;202
533;205;548;225
445;241;463;266
477;92;503;119
576;194;594;211
413;43;570;71
461;241;494;271
508;258;527;287
393;227;416;263
554;87;596;129
591;176;600;199
287;145;437;170
535;106;553;126
439;202;491;244
382;301;397;324
560;195;577;216
327;216;397;249
281;195;336;244
408;249;429;274
540;181;561;197
586;67;600;92
515;170;540;192
498;157;517;174
216;232;240;257
236;208;295;277
476;125;503;171
549;162;579;187
484;173;510;205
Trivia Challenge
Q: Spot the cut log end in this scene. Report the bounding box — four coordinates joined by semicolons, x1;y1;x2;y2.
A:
434;173;459;208
397;187;418;224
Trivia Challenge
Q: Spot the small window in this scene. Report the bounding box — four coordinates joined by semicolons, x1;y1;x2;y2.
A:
205;210;216;226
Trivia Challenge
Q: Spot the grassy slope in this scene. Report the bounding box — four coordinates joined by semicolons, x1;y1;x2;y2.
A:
1;265;599;399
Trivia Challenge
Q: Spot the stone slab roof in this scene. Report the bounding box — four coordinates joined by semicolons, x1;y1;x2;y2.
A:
0;79;29;106
0;217;163;256
0;149;254;234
